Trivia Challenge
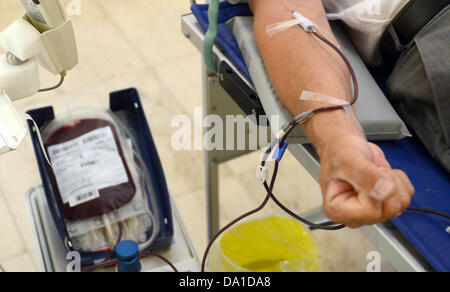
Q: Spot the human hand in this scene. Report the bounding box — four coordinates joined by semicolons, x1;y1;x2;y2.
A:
319;135;415;228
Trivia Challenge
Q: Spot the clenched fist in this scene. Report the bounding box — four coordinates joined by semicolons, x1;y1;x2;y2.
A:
319;135;415;228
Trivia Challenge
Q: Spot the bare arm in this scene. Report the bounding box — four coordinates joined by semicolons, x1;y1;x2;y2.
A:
250;0;360;153
249;0;414;227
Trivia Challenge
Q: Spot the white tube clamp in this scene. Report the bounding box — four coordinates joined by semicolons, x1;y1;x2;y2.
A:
257;165;270;183
293;11;317;32
266;10;317;37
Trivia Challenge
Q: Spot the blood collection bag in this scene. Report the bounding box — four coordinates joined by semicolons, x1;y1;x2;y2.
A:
45;119;136;221
40;106;160;253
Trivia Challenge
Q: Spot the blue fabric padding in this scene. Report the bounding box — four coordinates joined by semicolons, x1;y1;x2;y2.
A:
370;37;449;272
191;2;253;81
379;138;450;272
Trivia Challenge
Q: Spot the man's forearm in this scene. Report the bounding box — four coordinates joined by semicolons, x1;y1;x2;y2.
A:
250;0;363;155
248;0;415;226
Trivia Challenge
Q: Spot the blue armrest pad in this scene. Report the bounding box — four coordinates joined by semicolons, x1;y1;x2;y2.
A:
380;138;450;272
191;2;253;81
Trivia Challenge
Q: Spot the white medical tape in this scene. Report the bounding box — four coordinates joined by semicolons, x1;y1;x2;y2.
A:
267;11;317;37
300;90;350;106
300;90;364;135
267;18;305;37
276;129;287;140
343;104;364;134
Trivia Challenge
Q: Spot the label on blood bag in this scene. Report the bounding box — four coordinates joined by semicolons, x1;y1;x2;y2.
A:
48;126;129;208
68;189;100;208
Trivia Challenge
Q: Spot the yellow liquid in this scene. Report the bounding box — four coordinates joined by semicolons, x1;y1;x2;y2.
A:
216;217;322;272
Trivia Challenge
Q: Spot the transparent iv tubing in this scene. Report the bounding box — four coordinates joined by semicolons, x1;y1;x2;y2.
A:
108;110;161;251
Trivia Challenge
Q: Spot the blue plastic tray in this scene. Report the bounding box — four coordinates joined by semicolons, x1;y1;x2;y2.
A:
27;88;174;267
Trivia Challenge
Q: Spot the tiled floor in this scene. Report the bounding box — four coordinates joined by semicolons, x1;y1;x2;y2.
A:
0;0;394;272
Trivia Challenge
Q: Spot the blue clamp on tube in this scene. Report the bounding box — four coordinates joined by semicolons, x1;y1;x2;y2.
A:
272;141;289;162
115;241;142;273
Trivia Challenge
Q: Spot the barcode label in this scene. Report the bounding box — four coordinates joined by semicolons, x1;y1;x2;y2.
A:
82;133;107;144
80;160;100;168
51;143;77;156
69;190;100;208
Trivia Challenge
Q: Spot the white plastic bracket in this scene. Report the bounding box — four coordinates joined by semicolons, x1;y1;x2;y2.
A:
0;14;78;76
256;165;270;183
0;89;28;154
293;11;317;32
0;55;40;100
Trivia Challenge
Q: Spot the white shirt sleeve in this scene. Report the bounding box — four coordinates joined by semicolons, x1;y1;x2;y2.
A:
223;0;408;64
322;0;410;64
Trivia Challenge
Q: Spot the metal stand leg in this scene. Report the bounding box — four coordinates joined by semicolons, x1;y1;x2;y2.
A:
205;152;220;240
203;65;220;240
202;65;265;240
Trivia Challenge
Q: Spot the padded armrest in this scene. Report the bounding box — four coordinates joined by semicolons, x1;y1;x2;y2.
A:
230;17;411;143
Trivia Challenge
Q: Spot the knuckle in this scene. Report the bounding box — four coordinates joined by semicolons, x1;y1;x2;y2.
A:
410;183;416;195
370;143;386;159
400;195;412;209
387;180;398;197
382;198;403;221
405;180;415;197
323;204;340;223
324;197;339;213
394;170;409;182
366;208;382;222
386;197;402;212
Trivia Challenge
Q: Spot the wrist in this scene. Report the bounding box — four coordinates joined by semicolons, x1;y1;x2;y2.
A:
303;108;364;157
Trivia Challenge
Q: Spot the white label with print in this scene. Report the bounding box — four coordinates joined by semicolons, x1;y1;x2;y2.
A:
48;126;129;208
68;189;100;208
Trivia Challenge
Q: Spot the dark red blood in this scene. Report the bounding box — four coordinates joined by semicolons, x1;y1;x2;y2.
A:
45;119;136;221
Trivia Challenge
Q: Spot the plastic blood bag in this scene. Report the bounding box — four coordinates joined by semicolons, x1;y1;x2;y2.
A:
37;106;162;254
45;119;136;221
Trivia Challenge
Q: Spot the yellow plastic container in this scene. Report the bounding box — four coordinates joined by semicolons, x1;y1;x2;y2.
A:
207;217;322;272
